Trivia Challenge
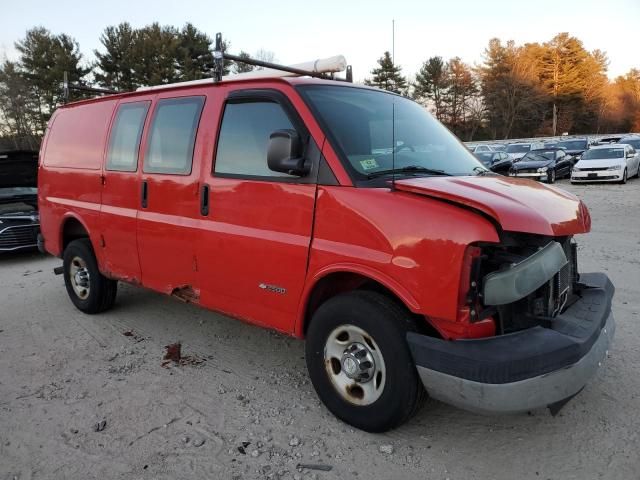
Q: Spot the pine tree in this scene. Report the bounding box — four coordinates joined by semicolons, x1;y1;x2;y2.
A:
413;56;448;120
176;23;214;81
133;23;181;87
15;27;89;134
234;51;255;73
94;23;139;91
538;33;589;135
365;51;407;95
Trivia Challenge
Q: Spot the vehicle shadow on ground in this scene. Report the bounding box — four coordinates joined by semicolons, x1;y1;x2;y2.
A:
0;249;46;266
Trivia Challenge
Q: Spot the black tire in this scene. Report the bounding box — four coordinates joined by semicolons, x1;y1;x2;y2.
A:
620;169;627;184
547;169;556;184
63;238;117;314
305;291;425;432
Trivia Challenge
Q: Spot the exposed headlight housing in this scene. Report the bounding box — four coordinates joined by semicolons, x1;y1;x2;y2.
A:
607;165;623;171
537;167;548;173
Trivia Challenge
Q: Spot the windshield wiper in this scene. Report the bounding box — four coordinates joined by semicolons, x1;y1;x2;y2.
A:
366;166;451;179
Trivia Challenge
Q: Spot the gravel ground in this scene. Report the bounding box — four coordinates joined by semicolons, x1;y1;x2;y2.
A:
1;178;639;480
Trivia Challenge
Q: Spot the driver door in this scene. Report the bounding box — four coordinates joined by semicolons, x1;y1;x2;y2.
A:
196;88;320;333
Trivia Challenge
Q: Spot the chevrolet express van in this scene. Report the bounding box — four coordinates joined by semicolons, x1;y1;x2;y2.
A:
38;75;614;432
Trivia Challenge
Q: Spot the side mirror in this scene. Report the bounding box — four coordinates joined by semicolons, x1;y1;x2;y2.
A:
627;152;635;158
267;129;308;176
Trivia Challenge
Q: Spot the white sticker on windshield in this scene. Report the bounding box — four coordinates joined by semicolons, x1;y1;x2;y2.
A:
359;158;379;170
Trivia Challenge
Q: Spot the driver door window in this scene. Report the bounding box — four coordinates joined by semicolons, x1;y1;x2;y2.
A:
214;101;294;178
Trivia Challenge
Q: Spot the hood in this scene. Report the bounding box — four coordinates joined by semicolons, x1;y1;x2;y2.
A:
0;151;38;188
575;159;623;169
512;159;553;170
394;176;590;237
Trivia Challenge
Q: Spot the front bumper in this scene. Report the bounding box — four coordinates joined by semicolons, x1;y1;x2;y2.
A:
407;272;614;414
571;170;623;182
509;171;550;181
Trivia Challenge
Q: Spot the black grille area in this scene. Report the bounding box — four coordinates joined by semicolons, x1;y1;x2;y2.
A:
548;239;578;316
0;225;39;250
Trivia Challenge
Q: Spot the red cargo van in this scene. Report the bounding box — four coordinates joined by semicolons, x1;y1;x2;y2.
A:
38;75;614;431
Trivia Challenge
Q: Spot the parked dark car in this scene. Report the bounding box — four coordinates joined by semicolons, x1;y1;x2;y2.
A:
475;151;512;175
508;147;574;183
618;136;640;150
555;138;590;158
0;150;40;252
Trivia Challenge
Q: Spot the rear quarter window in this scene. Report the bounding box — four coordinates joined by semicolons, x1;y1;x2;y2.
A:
43;100;117;169
106;102;150;172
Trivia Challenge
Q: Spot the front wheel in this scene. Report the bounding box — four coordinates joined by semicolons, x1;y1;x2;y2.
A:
63;238;117;314
547;169;556;184
305;291;425;432
620;169;627;184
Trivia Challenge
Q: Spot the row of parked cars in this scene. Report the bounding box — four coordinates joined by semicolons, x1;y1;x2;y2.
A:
468;135;640;184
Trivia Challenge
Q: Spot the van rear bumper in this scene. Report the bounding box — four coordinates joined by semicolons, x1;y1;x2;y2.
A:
407;272;614;414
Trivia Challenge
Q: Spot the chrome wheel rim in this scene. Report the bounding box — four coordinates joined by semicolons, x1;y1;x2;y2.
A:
324;324;386;406
69;256;90;300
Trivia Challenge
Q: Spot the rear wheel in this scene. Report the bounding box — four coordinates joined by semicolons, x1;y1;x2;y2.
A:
305;291;425;432
63;239;117;314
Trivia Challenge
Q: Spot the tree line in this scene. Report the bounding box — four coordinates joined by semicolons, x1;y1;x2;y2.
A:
0;25;638;150
0;23;267;150
366;33;639;140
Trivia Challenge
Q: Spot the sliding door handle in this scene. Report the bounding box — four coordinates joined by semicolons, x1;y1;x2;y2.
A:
141;180;148;209
200;184;209;216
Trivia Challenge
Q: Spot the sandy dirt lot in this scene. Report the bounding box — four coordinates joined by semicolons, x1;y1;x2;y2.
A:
1;178;639;480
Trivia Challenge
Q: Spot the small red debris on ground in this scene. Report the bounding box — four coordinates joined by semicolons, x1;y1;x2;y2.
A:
161;343;205;368
164;343;182;362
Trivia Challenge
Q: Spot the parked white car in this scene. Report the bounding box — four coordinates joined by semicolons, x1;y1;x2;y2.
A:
505;142;545;160
571;144;640;184
467;144;495;153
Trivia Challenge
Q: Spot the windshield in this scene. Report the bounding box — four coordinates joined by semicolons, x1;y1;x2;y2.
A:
620;138;640;149
581;148;624;160
298;85;484;181
475;152;495;166
0;186;37;199
527;150;556;160
506;144;531;153
556;140;587;150
520;152;553;163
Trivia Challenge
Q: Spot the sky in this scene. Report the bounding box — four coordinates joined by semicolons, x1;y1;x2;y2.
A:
1;0;638;82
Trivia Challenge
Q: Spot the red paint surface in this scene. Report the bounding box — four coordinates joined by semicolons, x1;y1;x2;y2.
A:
39;77;592;341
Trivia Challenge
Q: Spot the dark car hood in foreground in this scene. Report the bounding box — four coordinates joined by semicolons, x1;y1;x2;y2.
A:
395;175;591;236
512;159;553;170
0;151;38;188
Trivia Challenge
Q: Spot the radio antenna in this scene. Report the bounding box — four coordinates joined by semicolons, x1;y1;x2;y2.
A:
391;101;396;190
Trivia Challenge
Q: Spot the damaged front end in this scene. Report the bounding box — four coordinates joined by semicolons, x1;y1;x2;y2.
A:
408;232;615;415
471;233;580;334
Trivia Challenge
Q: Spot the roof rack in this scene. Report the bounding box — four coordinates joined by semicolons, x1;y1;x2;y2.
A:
62;32;353;97
137;32;352;92
61;72;119;104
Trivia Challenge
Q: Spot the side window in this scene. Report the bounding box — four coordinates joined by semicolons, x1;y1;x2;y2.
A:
144;97;204;175
214;101;295;177
106;102;150;172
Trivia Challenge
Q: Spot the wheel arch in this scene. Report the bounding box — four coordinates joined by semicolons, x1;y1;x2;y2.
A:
60;214;93;252
295;265;435;338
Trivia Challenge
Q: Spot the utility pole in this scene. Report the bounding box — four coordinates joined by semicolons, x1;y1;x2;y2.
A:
392;19;395;66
